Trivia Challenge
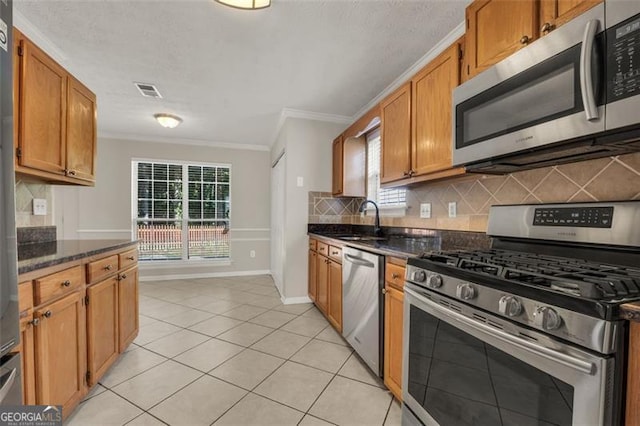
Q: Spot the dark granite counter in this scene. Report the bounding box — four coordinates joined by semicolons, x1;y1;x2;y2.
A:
18;239;138;275
308;224;491;259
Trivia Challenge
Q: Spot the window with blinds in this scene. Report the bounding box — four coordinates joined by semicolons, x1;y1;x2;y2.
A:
133;160;231;261
366;129;406;206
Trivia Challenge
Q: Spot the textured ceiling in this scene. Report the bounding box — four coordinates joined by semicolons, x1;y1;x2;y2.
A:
14;0;469;148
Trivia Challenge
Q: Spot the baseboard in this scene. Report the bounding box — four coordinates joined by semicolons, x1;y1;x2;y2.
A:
281;295;313;305
140;269;271;282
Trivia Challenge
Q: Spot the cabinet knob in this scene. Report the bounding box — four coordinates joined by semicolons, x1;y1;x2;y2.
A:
104;264;113;271
120;273;127;280
381;288;387;295
391;273;400;280
540;22;554;34
332;251;339;255
403;171;410;177
61;280;71;287
29;318;40;327
43;310;52;318
67;170;76;176
520;35;531;45
126;256;135;260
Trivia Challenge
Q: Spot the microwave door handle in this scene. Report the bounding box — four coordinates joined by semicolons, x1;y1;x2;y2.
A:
580;19;599;121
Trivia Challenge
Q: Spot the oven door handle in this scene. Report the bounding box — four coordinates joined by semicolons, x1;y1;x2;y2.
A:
580;19;599;122
406;287;596;375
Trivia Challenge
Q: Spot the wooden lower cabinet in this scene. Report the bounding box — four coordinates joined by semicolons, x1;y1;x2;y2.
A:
316;254;329;314
87;276;119;386
327;260;343;332
33;290;87;415
19;315;36;405
384;258;406;402
118;266;139;352
308;249;317;302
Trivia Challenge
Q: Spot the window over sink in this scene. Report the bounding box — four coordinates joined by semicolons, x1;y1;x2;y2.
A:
366;128;407;215
132;160;231;261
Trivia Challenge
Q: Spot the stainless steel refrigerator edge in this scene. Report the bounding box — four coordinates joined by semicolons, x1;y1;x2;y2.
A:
0;0;23;405
342;247;384;376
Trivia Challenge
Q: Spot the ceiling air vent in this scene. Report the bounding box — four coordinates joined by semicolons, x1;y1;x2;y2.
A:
134;82;162;98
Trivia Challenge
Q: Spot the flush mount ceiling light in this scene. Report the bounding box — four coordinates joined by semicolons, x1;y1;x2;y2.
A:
154;113;183;129
215;0;270;10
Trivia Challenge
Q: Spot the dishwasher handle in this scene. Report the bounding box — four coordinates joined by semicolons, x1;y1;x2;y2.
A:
344;253;375;268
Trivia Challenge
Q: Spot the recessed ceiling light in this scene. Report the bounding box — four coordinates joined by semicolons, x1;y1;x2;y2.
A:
154;113;183;129
215;0;270;10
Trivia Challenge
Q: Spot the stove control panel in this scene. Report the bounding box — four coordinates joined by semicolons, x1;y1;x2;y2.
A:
532;206;613;228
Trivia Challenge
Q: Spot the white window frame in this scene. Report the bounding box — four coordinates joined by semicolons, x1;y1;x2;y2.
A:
131;158;232;264
365;129;407;217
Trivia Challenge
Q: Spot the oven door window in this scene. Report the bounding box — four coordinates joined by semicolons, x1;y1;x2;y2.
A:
407;305;574;426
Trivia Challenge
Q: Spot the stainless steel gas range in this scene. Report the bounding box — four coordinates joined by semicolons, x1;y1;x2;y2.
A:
402;201;640;426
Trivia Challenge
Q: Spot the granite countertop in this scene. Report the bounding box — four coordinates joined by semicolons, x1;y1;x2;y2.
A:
18;239;138;275
308;224;491;259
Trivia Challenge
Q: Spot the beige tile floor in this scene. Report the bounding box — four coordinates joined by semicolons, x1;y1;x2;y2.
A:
66;274;402;426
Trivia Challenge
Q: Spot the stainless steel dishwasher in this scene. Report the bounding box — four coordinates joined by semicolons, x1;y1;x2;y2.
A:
342;246;384;377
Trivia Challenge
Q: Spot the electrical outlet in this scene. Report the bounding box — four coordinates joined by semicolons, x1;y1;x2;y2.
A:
33;198;47;216
250;250;256;258
448;202;457;218
420;203;431;219
296;176;304;187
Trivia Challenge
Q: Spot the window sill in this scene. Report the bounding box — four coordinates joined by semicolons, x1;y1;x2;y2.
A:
363;204;407;218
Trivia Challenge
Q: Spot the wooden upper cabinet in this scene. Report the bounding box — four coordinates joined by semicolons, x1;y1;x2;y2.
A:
411;42;460;177
332;134;366;197
18;33;67;176
332;135;344;195
66;76;97;183
380;83;411;183
465;0;538;79
539;0;602;34
14;29;97;186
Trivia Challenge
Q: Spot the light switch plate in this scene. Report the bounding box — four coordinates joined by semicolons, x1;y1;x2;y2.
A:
33;198;47;216
448;202;457;218
420;203;431;219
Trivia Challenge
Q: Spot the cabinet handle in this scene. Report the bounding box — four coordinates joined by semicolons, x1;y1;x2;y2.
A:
61;280;71;287
540;22;554;34
382;288;387;295
67;170;76;176
519;35;531;45
403;171;410;177
120;273;127;280
126;256;135;260
29;318;39;327
103;264;113;271
392;273;400;279
43;310;52;318
331;251;339;255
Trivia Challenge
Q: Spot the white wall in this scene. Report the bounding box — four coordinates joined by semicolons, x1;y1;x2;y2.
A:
55;137;271;279
271;118;345;302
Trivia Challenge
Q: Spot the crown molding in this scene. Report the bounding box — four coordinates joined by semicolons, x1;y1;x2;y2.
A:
270;108;352;147
98;132;271;152
13;9;68;65
351;21;465;121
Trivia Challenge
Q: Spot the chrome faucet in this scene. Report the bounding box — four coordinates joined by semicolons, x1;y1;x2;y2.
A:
359;200;382;237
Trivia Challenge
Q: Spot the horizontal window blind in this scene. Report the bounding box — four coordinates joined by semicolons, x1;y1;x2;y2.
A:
367;129;406;206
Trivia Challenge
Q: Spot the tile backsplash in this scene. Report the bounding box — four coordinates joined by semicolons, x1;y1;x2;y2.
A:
309;153;640;232
15;180;54;227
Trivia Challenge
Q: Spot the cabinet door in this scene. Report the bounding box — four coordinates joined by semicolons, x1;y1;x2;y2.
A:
66;76;97;184
380;83;411;183
34;290;86;416
308;250;317;302
20;316;36;405
332;135;344;196
540;0;602;33
316;256;329;315
327;260;343;332
411;43;460;177
384;285;404;401
465;0;538;78
87;276;119;386
118;267;139;352
18;37;67;175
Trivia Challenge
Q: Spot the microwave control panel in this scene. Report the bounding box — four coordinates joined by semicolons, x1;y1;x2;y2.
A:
533;207;614;228
607;13;640;102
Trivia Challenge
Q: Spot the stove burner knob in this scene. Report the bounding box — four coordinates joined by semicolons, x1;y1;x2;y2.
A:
426;274;443;289
498;296;522;317
411;270;427;283
456;283;476;301
533;306;563;331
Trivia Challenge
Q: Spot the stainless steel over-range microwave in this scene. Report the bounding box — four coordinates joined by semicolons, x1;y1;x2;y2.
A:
452;0;640;173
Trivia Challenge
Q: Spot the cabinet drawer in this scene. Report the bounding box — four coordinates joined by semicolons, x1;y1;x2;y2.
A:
18;281;33;313
119;249;138;269
385;263;406;290
317;242;328;256
309;239;317;250
87;255;118;283
34;266;84;306
329;246;342;263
